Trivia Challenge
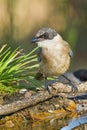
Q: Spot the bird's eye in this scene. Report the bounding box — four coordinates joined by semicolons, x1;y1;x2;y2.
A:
43;33;49;39
38;33;49;40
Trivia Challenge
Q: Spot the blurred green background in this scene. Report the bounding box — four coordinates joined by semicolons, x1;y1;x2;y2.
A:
0;0;87;71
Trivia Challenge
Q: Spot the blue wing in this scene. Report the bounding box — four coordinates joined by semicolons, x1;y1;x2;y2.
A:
69;49;73;58
37;47;42;62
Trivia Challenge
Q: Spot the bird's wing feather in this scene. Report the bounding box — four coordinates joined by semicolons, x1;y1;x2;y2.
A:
69;49;73;58
37;47;42;62
63;40;73;58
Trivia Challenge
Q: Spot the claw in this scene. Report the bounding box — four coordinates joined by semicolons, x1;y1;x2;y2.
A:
70;82;78;93
61;74;78;94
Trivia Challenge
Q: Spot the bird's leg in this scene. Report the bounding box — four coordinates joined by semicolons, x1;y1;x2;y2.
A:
43;74;47;88
62;74;78;93
43;75;51;93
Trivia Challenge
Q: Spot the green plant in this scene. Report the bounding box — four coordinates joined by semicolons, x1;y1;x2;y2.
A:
0;44;39;85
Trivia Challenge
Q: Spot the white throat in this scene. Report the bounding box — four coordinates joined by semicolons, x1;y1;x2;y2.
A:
37;34;62;47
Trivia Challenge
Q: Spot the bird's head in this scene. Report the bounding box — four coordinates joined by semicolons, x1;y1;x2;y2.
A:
32;27;59;47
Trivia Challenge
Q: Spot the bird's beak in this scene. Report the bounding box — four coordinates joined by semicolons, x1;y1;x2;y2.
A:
32;37;40;43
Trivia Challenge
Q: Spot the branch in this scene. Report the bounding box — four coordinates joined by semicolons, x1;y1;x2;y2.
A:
0;82;87;116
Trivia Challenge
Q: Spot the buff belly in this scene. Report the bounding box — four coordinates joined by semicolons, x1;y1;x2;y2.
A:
39;55;70;77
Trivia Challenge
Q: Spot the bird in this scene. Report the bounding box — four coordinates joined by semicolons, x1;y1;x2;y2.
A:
32;27;77;92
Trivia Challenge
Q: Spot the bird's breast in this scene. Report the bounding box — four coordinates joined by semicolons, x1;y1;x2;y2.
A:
39;45;70;77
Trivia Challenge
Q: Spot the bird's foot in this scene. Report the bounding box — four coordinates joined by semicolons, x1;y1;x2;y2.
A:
69;82;78;94
45;81;58;94
61;74;78;94
45;85;52;94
